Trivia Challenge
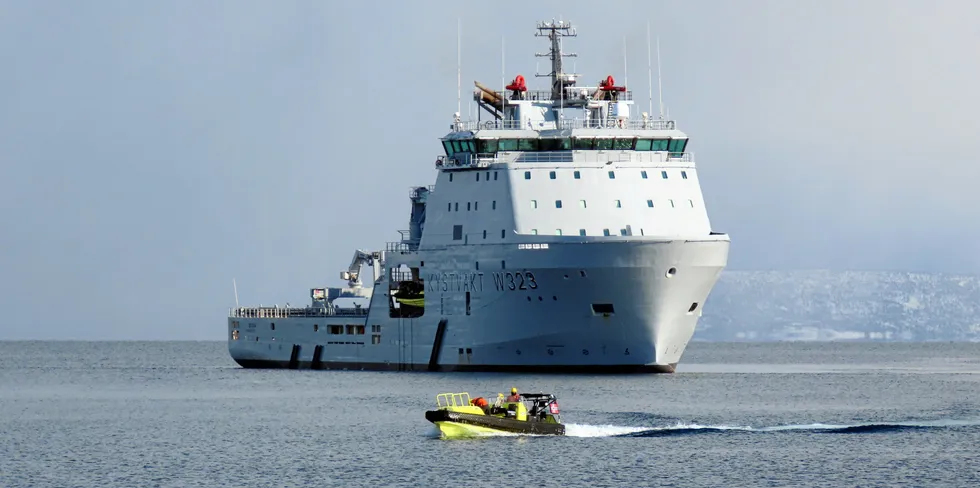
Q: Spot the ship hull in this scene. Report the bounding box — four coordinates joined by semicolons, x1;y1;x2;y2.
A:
228;237;728;373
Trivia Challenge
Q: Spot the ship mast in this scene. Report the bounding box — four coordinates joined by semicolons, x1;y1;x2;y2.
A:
534;20;578;101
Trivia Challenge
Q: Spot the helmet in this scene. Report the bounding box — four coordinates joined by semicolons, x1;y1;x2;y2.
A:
511;387;518;394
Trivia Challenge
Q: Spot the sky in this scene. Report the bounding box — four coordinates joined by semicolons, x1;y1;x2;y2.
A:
1;0;978;340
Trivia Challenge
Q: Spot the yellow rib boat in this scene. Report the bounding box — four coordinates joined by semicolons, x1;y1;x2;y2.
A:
425;392;565;438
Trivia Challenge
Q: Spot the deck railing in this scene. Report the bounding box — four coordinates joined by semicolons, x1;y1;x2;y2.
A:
229;306;368;318
455;116;676;132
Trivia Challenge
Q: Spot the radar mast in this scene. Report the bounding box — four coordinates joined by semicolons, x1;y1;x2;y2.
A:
534;20;579;101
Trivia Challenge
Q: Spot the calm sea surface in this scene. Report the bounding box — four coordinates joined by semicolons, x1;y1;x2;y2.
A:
1;341;978;487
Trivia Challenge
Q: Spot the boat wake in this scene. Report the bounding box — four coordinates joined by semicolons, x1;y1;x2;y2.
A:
564;418;980;438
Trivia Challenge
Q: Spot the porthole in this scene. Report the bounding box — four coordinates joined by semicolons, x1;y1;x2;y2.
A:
666;267;677;278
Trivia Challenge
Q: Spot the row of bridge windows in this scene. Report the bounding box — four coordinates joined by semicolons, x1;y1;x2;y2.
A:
443;137;689;156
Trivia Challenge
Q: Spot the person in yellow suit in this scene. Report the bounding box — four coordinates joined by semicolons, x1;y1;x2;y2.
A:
505;387;520;402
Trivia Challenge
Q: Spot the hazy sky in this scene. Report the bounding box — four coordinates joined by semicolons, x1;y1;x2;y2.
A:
1;1;978;339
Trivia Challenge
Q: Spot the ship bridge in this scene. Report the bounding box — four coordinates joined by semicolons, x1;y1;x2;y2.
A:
408;20;719;249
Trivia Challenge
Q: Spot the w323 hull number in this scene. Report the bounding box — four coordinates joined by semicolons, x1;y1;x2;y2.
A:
491;271;538;291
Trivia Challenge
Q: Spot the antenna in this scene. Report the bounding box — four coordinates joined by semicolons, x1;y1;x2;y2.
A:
501;36;505;122
623;36;628;91
647;22;653;118
657;35;664;119
457;18;461;117
233;279;239;308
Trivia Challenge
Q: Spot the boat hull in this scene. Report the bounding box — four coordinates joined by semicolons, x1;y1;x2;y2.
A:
425;409;565;436
228;237;729;373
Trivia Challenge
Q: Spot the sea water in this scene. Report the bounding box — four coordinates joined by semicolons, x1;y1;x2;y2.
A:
1;341;977;487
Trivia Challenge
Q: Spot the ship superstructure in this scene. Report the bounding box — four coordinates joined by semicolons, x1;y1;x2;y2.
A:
227;20;729;373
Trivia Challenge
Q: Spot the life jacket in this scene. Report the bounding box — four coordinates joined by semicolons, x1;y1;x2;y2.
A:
472;397;489;408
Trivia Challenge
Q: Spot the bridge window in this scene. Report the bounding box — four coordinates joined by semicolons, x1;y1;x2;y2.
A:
573;137;593;150
549;171;556;179
531;200;538;209
518;139;539;151
579;200;587;208
661;171;668;179
635;139;652;151
555;229;562;236
608;171;615;179
531;229;538;235
330;325;343;334
453;225;463;240
540;138;572;151
574;171;581;179
668;138;688;153
476;139;498;153
603;229;611;236
524;171;531;180
579;229;586;236
613;138;635;150
620;228;628;236
681;171;688;179
652;139;669;151
498;139;519;151
641;171;648;179
595;138;614;150
555;200;562;208
647;199;654;207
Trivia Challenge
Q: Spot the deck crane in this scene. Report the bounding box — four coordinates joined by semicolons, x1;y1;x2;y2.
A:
340;250;382;288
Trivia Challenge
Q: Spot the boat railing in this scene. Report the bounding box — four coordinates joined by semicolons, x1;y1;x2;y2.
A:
229;306;369;318
453;115;675;132
484;89;634;103
436;392;472;408
435;154;496;170
514;152;574;163
410;185;435;198
387;241;414;252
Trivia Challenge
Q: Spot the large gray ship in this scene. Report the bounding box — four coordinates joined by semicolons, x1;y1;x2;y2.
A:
227;20;729;373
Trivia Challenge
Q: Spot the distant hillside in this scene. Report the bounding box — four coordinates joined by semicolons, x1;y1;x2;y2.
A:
695;270;980;342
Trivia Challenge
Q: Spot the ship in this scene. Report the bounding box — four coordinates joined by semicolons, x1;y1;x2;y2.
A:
227;20;730;373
